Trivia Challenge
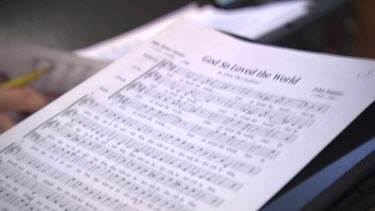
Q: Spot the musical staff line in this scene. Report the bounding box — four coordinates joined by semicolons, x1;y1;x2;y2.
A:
55;125;227;205
76;99;262;175
109;59;169;99
132;63;329;113
0;159;85;211
0;186;40;211
25;129;217;210
6;147;135;211
62;115;244;191
24;95;90;139
125;87;302;139
121;74;315;129
170;65;330;113
108;98;280;159
24;132;193;211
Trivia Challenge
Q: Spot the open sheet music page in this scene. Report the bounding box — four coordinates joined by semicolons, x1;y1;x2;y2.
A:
1;20;374;211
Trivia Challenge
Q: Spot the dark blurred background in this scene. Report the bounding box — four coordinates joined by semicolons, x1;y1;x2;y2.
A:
0;0;374;59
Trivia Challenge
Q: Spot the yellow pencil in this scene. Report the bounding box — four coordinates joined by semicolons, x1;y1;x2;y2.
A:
0;67;51;88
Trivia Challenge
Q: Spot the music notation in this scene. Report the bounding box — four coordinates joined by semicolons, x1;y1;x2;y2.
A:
0;186;40;211
11;148;133;211
0;20;372;211
131;62;329;112
169;64;330;113
61;117;244;191
0;155;87;211
78;97;278;160
129;87;301;139
77;98;262;175
24;132;192;211
113;98;280;159
0;59;331;211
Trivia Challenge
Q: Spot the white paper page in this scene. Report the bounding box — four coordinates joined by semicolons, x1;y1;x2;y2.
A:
0;42;109;93
74;3;200;61
1;20;375;211
197;0;309;38
75;1;309;61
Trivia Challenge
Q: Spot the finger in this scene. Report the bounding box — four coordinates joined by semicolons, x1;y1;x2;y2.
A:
0;113;15;133
0;87;48;112
44;92;61;102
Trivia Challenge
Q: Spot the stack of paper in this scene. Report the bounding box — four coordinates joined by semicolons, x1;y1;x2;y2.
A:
75;1;310;61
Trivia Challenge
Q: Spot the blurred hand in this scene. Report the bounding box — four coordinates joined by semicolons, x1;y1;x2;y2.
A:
0;87;49;133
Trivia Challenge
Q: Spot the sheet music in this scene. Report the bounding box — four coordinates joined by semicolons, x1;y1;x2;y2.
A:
0;42;109;93
0;20;374;211
75;1;309;61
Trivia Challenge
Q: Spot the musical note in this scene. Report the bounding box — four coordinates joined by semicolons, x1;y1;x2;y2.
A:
22;133;190;211
107;98;281;158
0;60;331;211
170;66;330;114
0;161;85;211
9;149;137;211
52;117;242;193
75;96;278;163
123;79;316;130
